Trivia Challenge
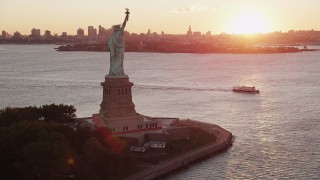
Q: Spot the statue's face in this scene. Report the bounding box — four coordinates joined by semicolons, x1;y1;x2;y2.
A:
114;26;120;32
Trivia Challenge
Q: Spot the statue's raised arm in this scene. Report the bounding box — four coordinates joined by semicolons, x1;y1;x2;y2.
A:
121;8;130;32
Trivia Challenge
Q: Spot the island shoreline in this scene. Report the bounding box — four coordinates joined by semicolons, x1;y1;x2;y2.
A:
54;43;319;54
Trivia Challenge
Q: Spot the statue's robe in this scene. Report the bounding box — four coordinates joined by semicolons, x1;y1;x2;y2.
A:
108;30;125;76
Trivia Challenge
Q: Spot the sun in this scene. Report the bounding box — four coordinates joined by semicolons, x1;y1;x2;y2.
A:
230;10;270;34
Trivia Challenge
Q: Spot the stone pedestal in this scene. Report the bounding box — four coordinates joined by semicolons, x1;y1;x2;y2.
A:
100;75;137;119
96;75;161;135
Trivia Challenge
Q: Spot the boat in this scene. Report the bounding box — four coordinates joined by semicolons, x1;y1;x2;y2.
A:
233;86;259;93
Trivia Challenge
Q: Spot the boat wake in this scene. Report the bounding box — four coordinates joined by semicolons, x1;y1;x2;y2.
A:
134;84;230;92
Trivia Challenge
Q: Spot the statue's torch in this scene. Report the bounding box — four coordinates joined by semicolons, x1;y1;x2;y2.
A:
125;8;130;21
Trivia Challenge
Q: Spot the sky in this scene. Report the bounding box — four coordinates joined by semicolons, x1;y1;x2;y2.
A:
1;0;320;35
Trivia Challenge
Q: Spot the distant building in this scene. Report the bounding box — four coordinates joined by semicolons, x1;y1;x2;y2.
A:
44;30;51;37
88;26;97;36
76;28;85;42
147;29;151;35
2;30;9;39
98;25;106;36
77;28;84;36
31;28;41;38
13;31;21;39
193;31;202;39
88;26;97;43
61;32;67;37
98;25;107;43
187;25;192;37
105;27;112;39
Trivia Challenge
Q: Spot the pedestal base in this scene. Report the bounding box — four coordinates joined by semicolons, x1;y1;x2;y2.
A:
100;76;137;118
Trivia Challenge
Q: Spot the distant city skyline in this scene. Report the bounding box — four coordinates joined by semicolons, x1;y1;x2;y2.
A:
2;0;320;35
2;25;210;37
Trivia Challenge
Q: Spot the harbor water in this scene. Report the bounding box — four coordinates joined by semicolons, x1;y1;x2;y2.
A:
0;45;319;179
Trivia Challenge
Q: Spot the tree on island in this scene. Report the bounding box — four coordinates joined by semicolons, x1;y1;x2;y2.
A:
0;104;135;180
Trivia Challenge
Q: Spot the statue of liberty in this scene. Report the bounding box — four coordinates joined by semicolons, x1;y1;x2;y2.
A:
108;8;130;77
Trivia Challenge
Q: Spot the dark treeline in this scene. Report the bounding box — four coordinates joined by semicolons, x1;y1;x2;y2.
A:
0;104;76;126
56;42;302;54
0;104;136;180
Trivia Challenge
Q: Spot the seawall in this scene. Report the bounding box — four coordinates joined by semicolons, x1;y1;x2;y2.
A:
125;119;233;180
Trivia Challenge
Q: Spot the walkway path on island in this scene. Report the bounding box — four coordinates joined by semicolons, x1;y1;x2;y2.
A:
125;119;233;180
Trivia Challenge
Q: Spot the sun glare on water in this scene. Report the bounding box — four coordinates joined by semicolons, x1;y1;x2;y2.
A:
230;9;271;34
